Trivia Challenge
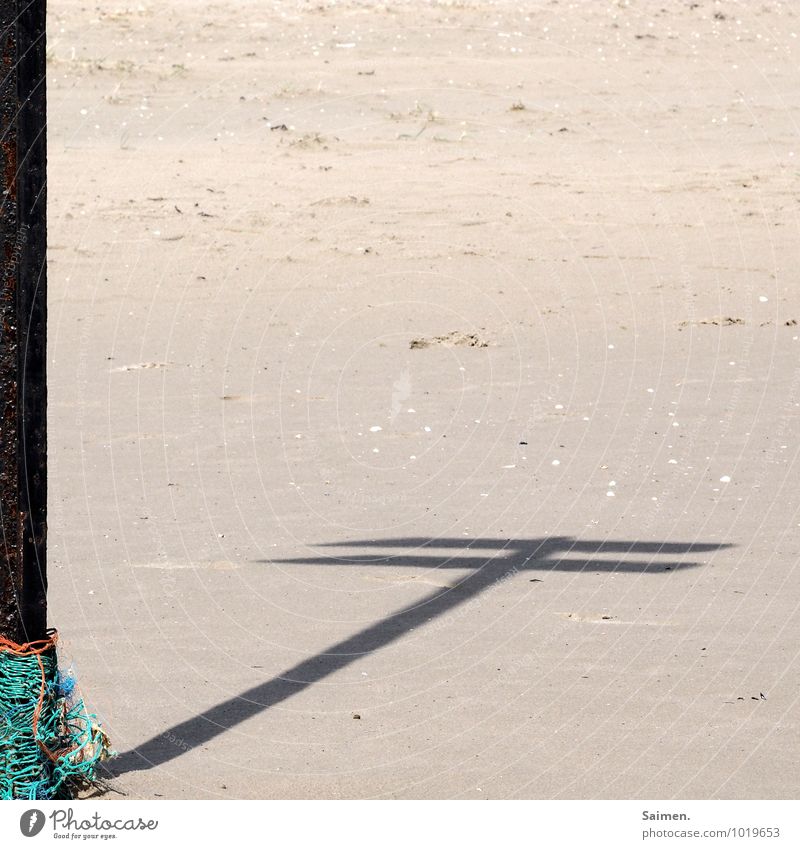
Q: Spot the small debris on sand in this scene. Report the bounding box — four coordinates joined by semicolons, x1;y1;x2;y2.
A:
111;361;169;372
311;195;370;207
700;316;745;326
679;316;745;328
410;331;490;349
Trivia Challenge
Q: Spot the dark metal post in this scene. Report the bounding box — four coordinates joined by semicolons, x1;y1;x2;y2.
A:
0;0;47;645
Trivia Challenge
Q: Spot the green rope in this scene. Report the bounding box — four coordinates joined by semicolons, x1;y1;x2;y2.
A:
0;642;112;800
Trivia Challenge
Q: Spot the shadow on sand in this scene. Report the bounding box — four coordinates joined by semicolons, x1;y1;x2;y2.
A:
107;535;731;777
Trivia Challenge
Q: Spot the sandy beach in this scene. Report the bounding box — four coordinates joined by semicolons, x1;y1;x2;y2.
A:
46;0;800;798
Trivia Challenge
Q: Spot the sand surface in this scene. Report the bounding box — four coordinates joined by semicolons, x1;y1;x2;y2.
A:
46;0;800;798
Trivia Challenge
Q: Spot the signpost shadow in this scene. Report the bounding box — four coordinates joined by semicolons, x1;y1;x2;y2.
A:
108;535;731;777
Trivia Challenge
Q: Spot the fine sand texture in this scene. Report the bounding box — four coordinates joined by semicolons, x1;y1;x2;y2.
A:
46;0;800;798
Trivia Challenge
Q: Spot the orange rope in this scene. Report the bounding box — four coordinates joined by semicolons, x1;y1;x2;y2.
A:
0;629;58;656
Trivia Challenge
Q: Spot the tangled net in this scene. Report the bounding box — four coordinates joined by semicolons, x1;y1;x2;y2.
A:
0;630;112;799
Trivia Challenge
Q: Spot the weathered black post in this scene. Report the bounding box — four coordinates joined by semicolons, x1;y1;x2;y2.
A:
0;0;47;645
1;2;109;800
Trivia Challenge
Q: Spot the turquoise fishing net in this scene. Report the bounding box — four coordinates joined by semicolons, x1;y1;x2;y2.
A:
0;634;111;799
